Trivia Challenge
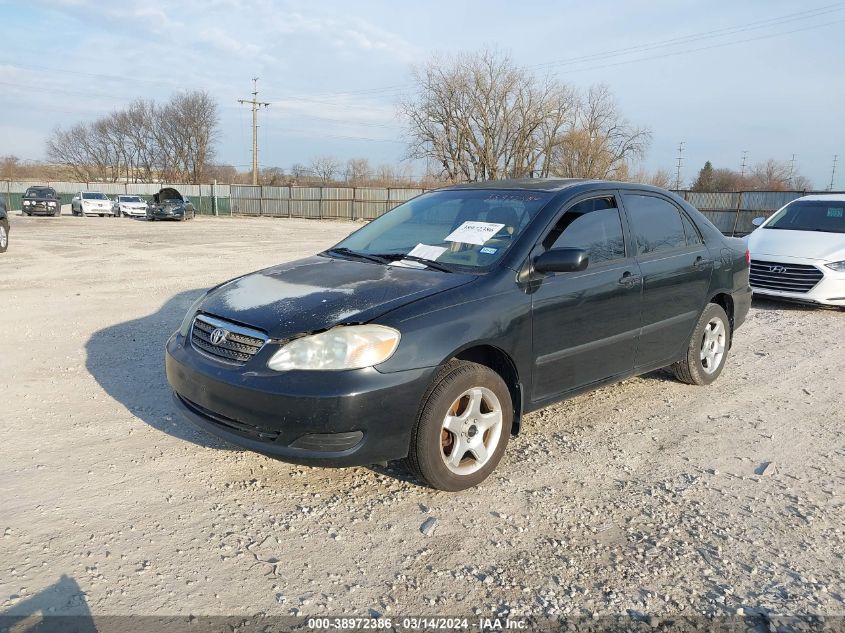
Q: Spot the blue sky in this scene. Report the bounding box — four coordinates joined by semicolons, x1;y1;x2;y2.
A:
1;0;843;187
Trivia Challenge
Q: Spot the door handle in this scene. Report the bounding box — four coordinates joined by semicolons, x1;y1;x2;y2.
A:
618;271;641;287
693;256;713;269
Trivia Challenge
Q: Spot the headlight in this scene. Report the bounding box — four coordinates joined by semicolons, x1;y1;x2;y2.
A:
48;201;56;207
23;200;31;206
178;293;208;337
268;325;400;371
825;260;845;272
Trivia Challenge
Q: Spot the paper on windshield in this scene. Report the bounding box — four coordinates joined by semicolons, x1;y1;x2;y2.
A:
444;221;506;245
389;259;427;269
406;243;448;260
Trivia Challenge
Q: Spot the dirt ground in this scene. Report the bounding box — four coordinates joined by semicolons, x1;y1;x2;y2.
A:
1;213;844;622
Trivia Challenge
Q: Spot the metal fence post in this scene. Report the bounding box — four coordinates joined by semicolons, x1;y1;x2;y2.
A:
351;187;357;221
730;192;743;237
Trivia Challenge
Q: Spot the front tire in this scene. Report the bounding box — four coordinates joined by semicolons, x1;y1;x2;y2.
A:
0;220;8;253
406;361;512;491
672;303;731;386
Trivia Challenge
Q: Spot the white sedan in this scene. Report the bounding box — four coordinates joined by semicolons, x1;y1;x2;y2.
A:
746;194;845;308
71;192;115;217
113;195;148;217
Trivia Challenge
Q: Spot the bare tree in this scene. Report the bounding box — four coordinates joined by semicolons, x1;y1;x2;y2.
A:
550;84;651;179
401;48;578;182
748;159;793;191
630;167;674;189
46;91;219;183
310;156;341;182
344;158;372;184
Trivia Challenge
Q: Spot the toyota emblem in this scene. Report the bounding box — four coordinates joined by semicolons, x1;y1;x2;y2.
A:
210;328;229;345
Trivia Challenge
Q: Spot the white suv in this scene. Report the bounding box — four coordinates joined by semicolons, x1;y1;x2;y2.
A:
746;194;845;308
71;192;115;217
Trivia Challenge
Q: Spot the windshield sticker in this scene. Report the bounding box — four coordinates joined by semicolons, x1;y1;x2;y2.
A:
827;208;843;217
479;246;498;255
445;221;506;245
406;243;448;261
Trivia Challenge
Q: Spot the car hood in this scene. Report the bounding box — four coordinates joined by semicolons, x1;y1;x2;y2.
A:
199;255;476;339
746;228;845;262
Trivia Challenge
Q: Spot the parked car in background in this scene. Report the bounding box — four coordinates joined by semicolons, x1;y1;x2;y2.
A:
21;186;61;217
166;179;752;491
0;198;8;253
71;192;115;217
746;194;845;308
147;187;195;221
113;195;148;218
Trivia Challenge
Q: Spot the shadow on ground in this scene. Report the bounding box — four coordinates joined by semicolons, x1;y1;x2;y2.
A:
0;575;96;632
85;288;231;451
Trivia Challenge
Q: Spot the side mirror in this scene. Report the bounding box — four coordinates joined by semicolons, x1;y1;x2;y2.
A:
751;217;765;227
533;247;589;274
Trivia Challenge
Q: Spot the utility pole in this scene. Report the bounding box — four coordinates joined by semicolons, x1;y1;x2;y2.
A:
830;155;838;191
238;78;270;186
675;141;685;190
740;150;749;178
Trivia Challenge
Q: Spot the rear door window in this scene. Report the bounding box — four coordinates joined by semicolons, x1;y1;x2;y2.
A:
622;194;687;255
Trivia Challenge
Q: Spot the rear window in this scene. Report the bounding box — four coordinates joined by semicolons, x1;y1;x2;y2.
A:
623;194;687;255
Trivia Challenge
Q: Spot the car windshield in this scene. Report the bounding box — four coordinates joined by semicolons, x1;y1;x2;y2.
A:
764;200;845;233
24;187;55;198
82;192;108;200
121;196;143;203
329;189;554;270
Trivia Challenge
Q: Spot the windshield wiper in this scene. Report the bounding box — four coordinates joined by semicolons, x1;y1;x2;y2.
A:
326;247;390;264
398;255;454;272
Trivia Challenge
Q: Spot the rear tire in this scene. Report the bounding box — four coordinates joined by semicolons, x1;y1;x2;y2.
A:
672;303;731;386
405;360;512;491
0;220;8;253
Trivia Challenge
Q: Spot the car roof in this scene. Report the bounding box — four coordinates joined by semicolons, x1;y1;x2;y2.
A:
438;178;674;195
795;193;845;202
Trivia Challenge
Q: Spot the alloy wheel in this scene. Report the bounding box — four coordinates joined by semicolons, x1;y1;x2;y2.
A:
440;387;503;475
700;317;726;374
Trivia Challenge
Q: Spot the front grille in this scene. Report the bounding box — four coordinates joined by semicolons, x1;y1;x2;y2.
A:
750;259;823;294
190;314;267;366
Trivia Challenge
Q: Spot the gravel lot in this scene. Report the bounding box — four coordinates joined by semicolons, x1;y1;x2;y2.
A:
1;213;844;622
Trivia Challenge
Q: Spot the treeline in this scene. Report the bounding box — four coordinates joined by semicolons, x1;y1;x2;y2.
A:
46;91;219;184
690;160;812;192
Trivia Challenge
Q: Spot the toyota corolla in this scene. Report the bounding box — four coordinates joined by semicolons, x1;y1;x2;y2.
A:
166;179;751;491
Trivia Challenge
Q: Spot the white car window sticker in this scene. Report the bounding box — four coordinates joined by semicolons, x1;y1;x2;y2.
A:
444;221;506;246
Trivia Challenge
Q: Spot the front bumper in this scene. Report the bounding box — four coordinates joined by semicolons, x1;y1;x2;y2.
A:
165;333;434;466
750;257;845;307
82;206;114;215
23;203;59;214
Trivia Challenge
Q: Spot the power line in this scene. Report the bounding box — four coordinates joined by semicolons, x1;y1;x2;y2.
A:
237;78;270;186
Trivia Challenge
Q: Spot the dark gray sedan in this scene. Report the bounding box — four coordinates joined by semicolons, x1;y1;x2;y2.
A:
147;187;195;221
